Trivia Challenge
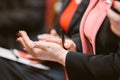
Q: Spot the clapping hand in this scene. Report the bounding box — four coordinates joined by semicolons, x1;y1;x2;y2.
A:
38;29;76;51
17;31;68;66
107;1;120;37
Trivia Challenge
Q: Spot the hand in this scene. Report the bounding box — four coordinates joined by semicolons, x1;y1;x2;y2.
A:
107;1;120;37
37;29;59;40
64;38;76;51
33;40;68;66
46;38;76;51
38;29;76;51
17;31;45;63
17;31;68;66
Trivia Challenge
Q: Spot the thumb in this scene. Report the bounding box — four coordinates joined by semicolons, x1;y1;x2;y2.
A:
64;43;70;49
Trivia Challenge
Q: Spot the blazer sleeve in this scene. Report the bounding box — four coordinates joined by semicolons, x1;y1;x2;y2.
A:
65;48;120;80
70;33;82;52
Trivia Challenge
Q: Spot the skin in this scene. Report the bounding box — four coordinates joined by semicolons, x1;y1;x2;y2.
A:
17;1;120;66
107;1;120;37
17;31;68;66
37;29;76;51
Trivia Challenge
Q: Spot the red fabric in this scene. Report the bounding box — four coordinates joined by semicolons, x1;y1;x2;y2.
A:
60;0;79;32
80;0;113;54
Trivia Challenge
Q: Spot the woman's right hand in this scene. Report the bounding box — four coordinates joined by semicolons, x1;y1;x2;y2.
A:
17;31;68;66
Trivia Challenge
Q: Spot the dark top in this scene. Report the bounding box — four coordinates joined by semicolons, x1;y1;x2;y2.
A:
66;0;120;80
53;0;89;52
43;0;89;68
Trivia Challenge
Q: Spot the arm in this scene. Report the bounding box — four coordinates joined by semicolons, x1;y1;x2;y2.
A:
66;1;120;79
17;31;120;80
66;50;120;80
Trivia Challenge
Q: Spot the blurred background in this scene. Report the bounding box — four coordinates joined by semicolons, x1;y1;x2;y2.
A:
45;0;63;31
0;0;63;51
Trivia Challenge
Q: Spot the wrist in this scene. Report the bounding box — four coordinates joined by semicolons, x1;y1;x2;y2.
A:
57;50;68;66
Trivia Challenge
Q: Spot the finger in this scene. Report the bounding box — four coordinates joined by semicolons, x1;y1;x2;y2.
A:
17;31;28;49
25;54;33;59
18;31;35;55
45;38;62;45
33;41;51;50
64;42;71;49
107;8;120;23
19;31;31;43
64;40;74;49
19;31;34;48
113;1;120;13
17;37;26;48
25;54;43;63
26;55;43;62
17;37;32;53
17;37;33;53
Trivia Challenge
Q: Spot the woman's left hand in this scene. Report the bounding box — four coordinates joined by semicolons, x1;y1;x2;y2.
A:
107;1;120;37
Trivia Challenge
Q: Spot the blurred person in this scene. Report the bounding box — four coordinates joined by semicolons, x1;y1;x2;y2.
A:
17;0;120;80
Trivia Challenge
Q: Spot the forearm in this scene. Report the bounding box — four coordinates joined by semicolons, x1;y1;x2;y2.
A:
66;51;120;79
